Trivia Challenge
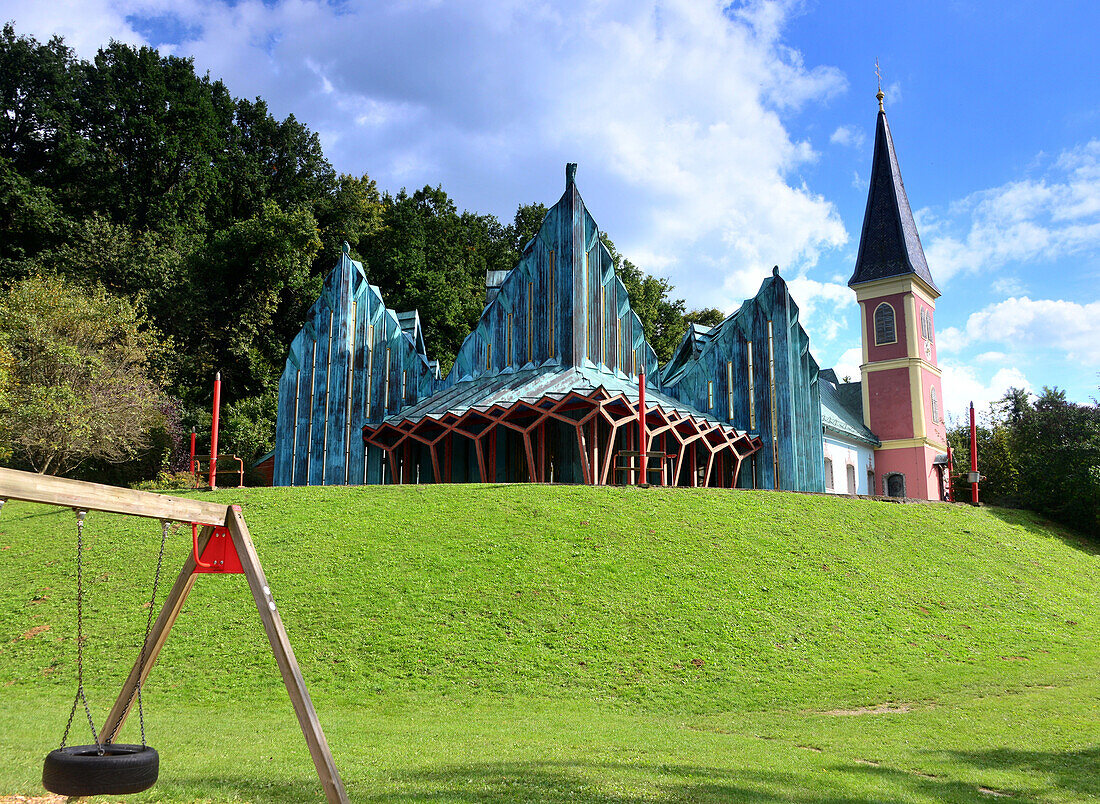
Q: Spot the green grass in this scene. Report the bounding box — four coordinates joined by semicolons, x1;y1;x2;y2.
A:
1;484;1097;802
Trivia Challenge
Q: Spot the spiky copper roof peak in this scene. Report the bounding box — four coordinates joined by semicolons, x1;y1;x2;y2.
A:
848;106;939;295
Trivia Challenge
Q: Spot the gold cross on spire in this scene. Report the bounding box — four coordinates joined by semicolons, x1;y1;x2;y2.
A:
875;59;885;112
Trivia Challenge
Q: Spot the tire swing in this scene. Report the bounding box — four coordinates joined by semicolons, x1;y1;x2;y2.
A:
42;509;169;797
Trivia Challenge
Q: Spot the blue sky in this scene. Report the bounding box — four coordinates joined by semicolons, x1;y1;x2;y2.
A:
5;0;1099;419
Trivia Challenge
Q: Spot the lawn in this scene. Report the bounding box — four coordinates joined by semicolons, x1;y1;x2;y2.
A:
1;483;1097;802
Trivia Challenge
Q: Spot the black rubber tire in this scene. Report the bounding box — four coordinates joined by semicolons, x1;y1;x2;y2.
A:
42;744;159;796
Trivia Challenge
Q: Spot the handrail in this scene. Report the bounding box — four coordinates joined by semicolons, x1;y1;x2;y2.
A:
191;523;213;567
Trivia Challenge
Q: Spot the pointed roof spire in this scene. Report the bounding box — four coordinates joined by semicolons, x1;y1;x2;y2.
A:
848;80;939;295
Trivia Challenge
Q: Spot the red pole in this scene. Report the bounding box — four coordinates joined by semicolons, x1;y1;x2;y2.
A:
209;372;221;490
638;372;647;486
946;445;954;503
189;427;196;477
969;401;979;506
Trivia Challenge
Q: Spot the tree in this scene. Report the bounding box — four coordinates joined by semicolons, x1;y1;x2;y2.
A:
172;201;323;404
683;307;726;329
0;23;79;181
948;387;1100;536
599;233;687;363
1011;387;1100;534
0;274;166;475
363;186;513;372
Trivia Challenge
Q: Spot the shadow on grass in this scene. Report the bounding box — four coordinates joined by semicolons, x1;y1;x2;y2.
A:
355;759;1030;803
941;745;1100;799
984;506;1099;554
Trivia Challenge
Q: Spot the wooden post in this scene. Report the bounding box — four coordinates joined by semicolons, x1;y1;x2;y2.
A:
474;436;488;483
574;422;592;485
225;508;349;804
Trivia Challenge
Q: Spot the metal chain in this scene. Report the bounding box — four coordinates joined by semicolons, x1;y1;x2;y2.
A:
120;518;169;748
60;509;101;752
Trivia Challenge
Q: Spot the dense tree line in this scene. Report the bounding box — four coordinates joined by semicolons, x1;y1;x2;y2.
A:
0;25;705;482
948;387;1100;536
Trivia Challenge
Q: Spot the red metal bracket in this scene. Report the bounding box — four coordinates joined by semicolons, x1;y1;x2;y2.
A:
193;526;244;574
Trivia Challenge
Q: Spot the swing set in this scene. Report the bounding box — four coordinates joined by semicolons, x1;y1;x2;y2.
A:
0;466;349;803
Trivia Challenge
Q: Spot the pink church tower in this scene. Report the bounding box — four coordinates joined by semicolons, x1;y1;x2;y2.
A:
850;86;948;500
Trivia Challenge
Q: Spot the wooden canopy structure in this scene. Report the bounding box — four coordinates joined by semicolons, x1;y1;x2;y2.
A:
0;467;348;804
363;367;761;487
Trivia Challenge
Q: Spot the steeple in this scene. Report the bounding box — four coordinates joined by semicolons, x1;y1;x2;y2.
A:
848;94;939;295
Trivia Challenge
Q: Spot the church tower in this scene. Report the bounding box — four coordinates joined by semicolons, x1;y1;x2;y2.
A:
850;85;948;500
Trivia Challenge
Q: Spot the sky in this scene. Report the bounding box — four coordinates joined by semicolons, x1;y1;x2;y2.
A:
4;0;1099;420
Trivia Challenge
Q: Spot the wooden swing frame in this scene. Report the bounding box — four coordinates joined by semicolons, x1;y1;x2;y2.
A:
0;467;349;804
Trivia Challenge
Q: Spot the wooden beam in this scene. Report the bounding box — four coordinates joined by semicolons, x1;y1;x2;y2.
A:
101;524;215;742
474;436;488;484
522;431;538;483
0;467;228;525
225;508;350;804
575;422;591;485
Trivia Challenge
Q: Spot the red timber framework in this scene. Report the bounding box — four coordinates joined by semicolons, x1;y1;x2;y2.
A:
363;384;762;488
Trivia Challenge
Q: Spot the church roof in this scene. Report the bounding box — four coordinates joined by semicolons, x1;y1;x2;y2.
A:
820;376;879;447
849;108;939;295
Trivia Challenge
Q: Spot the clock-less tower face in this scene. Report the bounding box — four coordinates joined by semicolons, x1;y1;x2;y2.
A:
848;97;947;501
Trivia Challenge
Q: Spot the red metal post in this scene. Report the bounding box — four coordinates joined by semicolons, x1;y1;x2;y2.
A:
209;372;222;490
638;372;647;486
969;401;979;506
189;427;196;477
946;445;954;503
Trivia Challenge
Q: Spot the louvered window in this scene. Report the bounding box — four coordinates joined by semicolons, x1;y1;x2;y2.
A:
874;303;896;345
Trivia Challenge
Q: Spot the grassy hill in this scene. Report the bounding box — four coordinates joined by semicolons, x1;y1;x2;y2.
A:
1;484;1097;802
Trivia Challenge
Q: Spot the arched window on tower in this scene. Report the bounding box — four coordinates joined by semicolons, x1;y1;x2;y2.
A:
930;386;940;424
921;307;933;341
824;457;834;491
874;303;896;345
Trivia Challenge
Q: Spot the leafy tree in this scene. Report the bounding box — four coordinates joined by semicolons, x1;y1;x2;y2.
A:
948;387;1100;535
599;233;687;363
0;274;166;475
220;392;279;476
0;155;72;276
0;24;78;181
1012;387;1100;534
172;200;323;404
363;186;512;372
683;307;726;329
314;173;384;269
507;202;549;256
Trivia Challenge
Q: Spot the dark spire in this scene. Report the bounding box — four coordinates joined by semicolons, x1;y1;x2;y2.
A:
848;101;939;294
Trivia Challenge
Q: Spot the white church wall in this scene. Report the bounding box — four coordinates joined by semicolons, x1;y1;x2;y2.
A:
822;434;876;495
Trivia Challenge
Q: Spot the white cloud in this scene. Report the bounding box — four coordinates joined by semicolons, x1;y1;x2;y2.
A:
951;296;1100;365
830;125;865;149
940;363;1030;423
0;0;149;56
921;140;1100;284
3;0;851;314
786;276;853;342
829;346;863;384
